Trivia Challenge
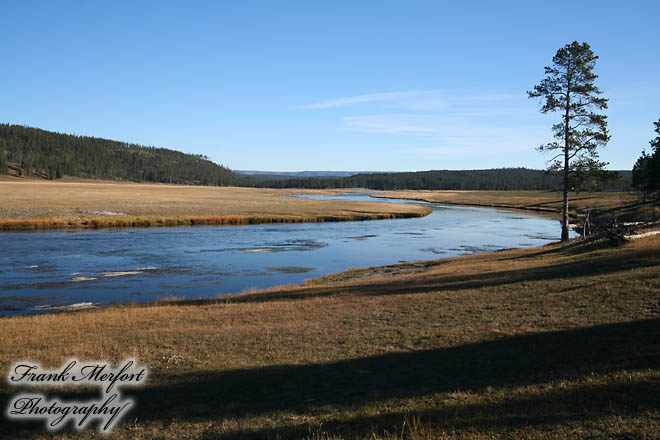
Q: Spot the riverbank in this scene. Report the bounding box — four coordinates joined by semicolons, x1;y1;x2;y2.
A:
372;189;660;223
3;180;655;231
0;180;431;230
1;232;658;439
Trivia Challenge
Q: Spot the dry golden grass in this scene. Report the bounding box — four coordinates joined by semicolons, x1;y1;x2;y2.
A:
0;180;430;230
375;189;660;221
1;234;658;439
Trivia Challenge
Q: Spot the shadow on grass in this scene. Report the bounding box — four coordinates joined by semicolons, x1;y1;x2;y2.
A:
496;237;625;260
208;379;659;439
134;239;659;311
233;243;660;303
2;319;658;438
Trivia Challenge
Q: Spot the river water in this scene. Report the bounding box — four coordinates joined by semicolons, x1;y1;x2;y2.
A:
0;194;569;316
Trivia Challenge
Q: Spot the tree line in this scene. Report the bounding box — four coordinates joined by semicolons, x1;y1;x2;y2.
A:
632;119;660;201
0;123;635;192
252;168;631;191
0;124;241;186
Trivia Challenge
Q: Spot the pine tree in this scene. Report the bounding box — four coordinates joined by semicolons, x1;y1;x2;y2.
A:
632;119;660;200
528;41;610;241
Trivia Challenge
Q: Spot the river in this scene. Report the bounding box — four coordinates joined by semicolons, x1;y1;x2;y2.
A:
0;193;571;316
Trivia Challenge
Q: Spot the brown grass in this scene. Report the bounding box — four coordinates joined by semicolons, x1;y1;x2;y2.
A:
1;234;658;439
374;189;660;223
0;181;431;230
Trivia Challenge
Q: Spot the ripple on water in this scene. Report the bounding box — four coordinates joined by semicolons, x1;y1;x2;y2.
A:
266;266;315;274
346;235;378;240
419;248;447;255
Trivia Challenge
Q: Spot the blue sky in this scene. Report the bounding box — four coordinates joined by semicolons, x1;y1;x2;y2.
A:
2;1;658;171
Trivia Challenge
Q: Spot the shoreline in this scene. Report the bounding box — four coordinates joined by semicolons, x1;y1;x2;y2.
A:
371;193;561;217
0;210;431;231
1;180;642;231
0;182;433;231
369;190;660;225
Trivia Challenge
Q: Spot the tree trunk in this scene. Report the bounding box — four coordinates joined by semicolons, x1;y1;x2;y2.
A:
561;177;569;241
562;74;571;242
562;134;570;242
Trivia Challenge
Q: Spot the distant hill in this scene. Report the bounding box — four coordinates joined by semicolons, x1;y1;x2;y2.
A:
253;168;633;191
0;124;241;185
0;124;633;192
236;170;369;181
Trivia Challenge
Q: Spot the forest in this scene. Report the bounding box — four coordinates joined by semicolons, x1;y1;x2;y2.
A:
0;124;241;186
252;168;631;191
0;124;631;191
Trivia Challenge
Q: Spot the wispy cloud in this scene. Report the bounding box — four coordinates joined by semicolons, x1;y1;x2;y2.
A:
301;89;550;157
406;140;533;156
346;113;546;155
301;90;522;112
343;114;441;133
343;113;542;135
300;90;431;110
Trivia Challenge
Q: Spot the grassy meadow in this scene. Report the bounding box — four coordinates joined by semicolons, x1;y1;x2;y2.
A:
0;231;658;439
0;179;431;230
374;190;660;223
